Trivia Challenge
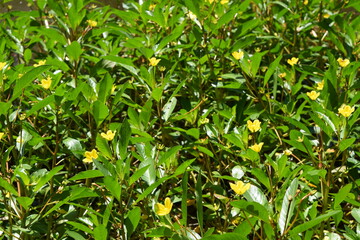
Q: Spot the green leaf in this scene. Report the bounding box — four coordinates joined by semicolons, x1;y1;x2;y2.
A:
351;208;360;223
129;165;150;185
27;95;55;116
251;168;270;190
339;138;356;152
125;207;141;238
186;128;200;139
162;97;177;122
278;178;298;234
103;176;121;201
11;65;52;102
119;120;131;161
66;221;94;234
16;197;34;211
250;51;268;77
244;185;271;213
63;138;83;159
289;210;342;237
92;100;109;127
334;183;352;209
66;41;83;62
196;170;204;235
33;165;64;192
181;171;189;226
93;225;108;240
96;135;112;159
264;55;282;86
202;233;247;240
231;200;270;223
66;231;86;240
69;170;104;181
98;73;113;104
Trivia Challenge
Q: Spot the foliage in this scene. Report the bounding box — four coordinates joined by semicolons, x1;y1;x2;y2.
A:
0;0;359;239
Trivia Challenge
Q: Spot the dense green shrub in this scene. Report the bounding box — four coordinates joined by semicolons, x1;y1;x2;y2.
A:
0;0;359;239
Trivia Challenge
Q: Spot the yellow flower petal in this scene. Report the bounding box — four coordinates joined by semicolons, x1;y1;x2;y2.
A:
33;60;46;67
287;57;299;66
306;91;320;100
230;181;251;195
39;76;52;89
155;197;173;216
149;57;161;67
337;58;350;67
338;104;355;117
83;149;98;163
100;130;116;141
316;80;324;90
87;19;98;27
232;51;244;60
0;62;7;71
247;119;261;133
249;142;264;152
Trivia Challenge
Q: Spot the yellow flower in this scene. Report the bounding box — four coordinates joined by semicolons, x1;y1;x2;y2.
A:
33;60;46;67
155;197;173;216
149;4;156;11
19;113;26;120
337;58;350;68
249;142;264;152
83;149;98;163
149;57;161;67
338;104;355;117
278;72;286;78
316;80;324;90
111;85;116;94
303;0;308;5
306;91;320;100
87;20;97;27
0;62;6;71
229;181;251;195
187;11;197;20
220;0;229;4
0;132;4;140
284;149;292;156
101;130;116;141
232;51;244;60
39;76;52;89
247;119;261;133
323;13;330;18
287;57;299;66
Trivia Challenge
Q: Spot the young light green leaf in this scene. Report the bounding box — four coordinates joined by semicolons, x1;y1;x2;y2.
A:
279;178;298;235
